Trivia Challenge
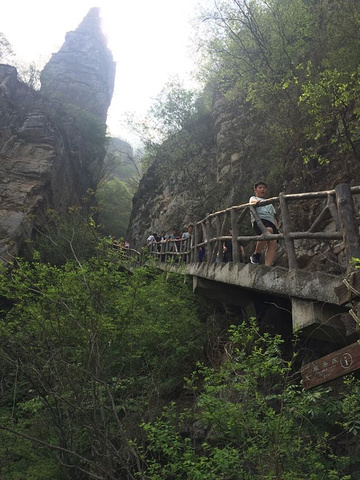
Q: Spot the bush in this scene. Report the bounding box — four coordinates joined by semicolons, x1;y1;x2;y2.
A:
140;320;357;479
0;250;204;478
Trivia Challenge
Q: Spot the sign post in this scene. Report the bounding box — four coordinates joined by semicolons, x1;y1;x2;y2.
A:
301;341;360;389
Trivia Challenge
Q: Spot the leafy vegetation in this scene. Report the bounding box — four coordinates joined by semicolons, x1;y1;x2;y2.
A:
25;206;100;266
130;80;221;217
0;243;205;478
130;0;360;224
140;321;360;479
96;178;133;239
185;0;360;189
2;2;360;477
62;104;107;148
1;226;360;478
95;137;140;239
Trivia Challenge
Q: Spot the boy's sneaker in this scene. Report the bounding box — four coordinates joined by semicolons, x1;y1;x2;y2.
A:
250;253;261;264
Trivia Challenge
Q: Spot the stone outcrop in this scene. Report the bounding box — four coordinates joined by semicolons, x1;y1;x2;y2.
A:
0;8;115;262
40;8;115;124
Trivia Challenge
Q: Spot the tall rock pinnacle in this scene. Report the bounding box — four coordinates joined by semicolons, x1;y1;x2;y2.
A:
40;7;116;123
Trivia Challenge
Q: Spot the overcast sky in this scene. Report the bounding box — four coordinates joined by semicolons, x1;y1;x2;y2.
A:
0;0;204;146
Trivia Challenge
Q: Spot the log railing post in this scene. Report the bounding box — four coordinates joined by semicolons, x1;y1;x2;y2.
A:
184;236;190;264
335;183;360;271
249;206;271;237
219;212;228;263
230;208;240;263
201;222;207;262
327;194;341;231
160;240;165;263
213;216;222;263
279;192;298;269
193;224;199;263
205;218;213;264
164;238;169;263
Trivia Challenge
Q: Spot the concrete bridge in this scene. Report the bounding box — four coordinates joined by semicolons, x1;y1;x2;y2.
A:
146;183;360;347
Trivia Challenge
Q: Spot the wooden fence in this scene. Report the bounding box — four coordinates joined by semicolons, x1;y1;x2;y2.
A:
147;183;360;273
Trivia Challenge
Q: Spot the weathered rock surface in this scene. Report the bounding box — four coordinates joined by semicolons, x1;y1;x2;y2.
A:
41;8;115;123
128;91;360;262
0;8;115;262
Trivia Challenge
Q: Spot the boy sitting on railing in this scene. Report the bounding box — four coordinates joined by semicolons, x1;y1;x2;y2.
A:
249;181;279;267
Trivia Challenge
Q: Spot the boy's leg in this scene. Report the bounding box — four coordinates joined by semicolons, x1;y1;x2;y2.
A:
254;240;266;254
252;226;277;266
265;240;276;266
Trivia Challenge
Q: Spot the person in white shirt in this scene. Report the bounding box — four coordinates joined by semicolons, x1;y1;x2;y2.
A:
147;233;156;246
249;181;279;267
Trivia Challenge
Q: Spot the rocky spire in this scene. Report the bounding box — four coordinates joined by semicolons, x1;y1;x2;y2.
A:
40;7;116;124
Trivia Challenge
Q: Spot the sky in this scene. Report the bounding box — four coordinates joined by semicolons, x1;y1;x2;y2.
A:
0;0;205;147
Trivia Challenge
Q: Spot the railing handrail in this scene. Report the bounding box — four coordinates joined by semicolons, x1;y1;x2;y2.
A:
196;185;360;224
146;183;360;273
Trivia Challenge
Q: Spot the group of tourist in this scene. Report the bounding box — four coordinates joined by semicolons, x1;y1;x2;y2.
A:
146;225;194;253
146;181;280;266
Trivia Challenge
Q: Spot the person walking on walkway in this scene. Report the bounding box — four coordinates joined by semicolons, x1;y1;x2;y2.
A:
223;227;245;263
249;181;279;267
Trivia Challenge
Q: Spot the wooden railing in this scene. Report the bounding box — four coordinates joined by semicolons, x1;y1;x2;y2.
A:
147;184;360;273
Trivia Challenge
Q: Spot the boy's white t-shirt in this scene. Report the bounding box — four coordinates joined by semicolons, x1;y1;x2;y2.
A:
249;196;276;224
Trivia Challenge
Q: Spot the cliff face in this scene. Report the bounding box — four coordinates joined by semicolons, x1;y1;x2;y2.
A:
40;8;115;123
128;92;360;251
0;8;115;262
129;112;218;246
128;94;281;248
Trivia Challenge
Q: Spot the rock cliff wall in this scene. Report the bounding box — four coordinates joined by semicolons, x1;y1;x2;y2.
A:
128;92;360;254
0;8;115;262
40;8;115;124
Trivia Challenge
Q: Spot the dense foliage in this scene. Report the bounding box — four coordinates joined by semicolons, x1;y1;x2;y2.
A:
196;0;360;170
130;0;360;232
96;138;140;239
0;236;360;478
131;81;221;218
1;2;360;477
141;321;360;479
96;178;133;239
27;206;100;266
0;246;205;478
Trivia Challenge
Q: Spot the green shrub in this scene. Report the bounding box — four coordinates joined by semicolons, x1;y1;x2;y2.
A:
140;320;357;479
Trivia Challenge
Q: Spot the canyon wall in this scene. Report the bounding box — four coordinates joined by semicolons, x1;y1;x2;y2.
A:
128;92;360;273
0;8;115;262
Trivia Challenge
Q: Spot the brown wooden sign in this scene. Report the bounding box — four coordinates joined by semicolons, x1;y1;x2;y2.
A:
301;341;360;389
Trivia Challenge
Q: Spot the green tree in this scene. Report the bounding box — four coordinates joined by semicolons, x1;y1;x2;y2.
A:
140;320;358;479
130;83;220;214
0;249;204;478
27;205;99;265
193;0;360;180
96;178;133;238
102;137;140;191
149;79;197;137
299;64;360;164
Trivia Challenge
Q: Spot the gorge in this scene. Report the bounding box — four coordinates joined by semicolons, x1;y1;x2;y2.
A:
0;2;360;478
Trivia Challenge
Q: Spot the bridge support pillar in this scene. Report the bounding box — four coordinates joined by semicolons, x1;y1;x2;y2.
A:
291;298;348;341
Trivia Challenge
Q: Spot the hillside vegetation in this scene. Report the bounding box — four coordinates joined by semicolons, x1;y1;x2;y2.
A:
0;234;360;478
